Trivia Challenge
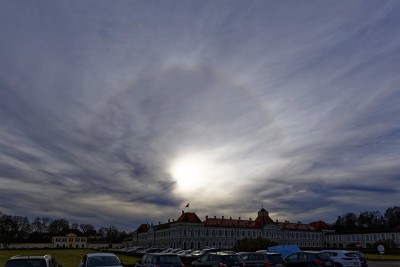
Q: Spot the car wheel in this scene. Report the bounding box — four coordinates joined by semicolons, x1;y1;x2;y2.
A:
334;263;343;267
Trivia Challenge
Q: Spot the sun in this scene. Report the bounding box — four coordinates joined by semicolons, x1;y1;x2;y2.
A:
170;155;207;192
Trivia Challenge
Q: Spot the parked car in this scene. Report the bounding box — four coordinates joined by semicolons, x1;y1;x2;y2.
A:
239;252;284;267
284;251;334;267
190;250;205;257
349;251;367;267
5;255;62;267
191;252;244;267
177;250;193;257
77;253;123;267
321;250;361;267
135;253;185;267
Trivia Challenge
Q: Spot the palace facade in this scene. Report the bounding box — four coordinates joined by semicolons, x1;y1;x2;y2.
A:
131;208;327;249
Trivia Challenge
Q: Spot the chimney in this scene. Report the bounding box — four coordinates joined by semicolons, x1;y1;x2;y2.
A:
182;210;184;215
222;216;224;219
230;217;232;220
214;216;216;219
206;215;208;219
249;218;252;221
168;219;170;223
158;221;161;225
238;217;241;220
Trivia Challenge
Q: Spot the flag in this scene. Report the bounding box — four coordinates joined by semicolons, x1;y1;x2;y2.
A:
185;202;190;208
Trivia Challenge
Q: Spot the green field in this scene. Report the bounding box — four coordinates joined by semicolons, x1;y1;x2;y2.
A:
0;249;140;267
365;253;400;261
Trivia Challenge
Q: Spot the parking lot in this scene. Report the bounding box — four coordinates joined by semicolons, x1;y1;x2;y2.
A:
368;261;400;267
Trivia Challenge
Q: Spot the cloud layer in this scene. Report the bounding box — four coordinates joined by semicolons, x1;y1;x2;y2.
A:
1;1;400;230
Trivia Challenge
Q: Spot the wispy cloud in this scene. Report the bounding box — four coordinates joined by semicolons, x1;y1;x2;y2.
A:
0;1;399;230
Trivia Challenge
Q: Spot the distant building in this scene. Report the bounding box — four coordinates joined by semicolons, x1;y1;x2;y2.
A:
52;229;87;248
324;226;400;248
131;208;325;249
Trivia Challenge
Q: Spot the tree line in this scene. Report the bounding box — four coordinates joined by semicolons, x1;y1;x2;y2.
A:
1;206;399;248
0;210;129;248
332;206;400;232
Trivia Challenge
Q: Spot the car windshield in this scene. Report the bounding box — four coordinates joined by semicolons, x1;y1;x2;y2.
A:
87;256;121;266
344;252;358;258
157;255;181;263
6;259;47;267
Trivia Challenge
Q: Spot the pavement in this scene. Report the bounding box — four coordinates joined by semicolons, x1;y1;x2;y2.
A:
368;261;400;267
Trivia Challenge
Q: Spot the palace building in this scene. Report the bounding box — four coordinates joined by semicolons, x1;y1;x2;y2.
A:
131;208;326;249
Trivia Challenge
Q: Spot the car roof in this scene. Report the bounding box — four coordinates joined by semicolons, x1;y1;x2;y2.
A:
10;255;52;260
145;253;180;256
322;250;350;252
86;253;118;257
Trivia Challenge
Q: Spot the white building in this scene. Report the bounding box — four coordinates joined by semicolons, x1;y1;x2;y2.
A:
132;208;325;249
324;227;400;248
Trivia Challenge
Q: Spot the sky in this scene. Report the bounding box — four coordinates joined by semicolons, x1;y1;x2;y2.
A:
1;1;400;232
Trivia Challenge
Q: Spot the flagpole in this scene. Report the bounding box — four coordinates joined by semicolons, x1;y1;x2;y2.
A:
185;202;190;212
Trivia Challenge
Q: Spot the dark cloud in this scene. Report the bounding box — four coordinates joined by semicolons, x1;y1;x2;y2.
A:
1;1;400;230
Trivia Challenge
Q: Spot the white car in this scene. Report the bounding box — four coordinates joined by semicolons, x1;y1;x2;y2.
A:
321;250;361;267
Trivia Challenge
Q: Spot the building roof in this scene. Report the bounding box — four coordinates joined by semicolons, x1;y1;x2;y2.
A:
203;217;256;228
277;222;316;231
133;209;322;234
57;229;85;237
309;220;330;230
135;223;150;233
176;212;203;223
254;213;274;227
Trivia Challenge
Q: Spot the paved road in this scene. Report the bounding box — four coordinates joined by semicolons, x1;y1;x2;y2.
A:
368;261;400;267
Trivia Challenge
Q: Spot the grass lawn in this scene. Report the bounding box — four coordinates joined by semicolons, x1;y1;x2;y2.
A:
0;249;140;267
365;253;400;261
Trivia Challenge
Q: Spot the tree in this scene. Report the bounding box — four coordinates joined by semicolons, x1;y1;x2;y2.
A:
97;227;107;239
0;213;18;248
80;224;97;236
71;223;79;230
384;206;400;228
358;211;384;230
31;217;50;233
105;225;119;244
334;216;344;231
48;219;70;234
14;216;30;241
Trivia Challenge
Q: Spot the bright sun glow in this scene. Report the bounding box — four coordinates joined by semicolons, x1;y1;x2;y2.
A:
170;155;208;192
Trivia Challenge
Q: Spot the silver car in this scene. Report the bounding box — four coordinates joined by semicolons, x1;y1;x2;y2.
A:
78;253;123;267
